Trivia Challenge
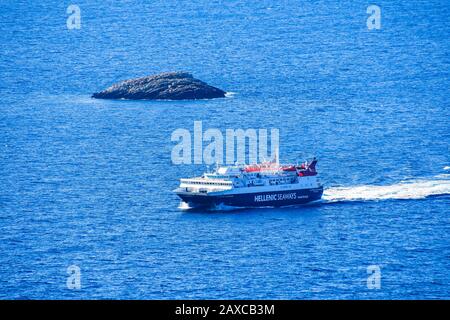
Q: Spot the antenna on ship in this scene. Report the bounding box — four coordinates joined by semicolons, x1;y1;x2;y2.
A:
274;145;280;165
296;153;302;167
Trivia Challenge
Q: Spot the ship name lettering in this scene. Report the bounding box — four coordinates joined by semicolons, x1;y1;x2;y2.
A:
254;192;297;202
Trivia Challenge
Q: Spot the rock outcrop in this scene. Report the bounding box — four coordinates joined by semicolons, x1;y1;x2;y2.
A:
92;72;226;100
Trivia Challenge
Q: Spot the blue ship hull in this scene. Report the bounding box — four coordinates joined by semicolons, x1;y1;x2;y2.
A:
176;187;324;209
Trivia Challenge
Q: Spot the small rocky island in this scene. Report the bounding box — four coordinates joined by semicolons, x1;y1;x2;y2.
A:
92;72;226;100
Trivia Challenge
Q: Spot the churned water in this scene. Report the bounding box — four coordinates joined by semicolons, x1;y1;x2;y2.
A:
0;1;449;299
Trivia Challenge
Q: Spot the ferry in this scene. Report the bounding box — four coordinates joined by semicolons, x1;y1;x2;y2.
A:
174;157;323;209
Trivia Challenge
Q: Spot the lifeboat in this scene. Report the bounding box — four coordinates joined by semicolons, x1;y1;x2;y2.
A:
244;162;278;172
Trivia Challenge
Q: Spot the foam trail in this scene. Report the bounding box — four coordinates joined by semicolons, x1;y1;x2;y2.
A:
323;177;450;203
178;201;192;210
444;166;450;171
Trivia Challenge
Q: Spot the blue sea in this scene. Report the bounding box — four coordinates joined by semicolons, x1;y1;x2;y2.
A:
0;0;449;299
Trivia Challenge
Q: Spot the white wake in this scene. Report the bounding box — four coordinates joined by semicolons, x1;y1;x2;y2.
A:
323;175;450;203
225;91;237;98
